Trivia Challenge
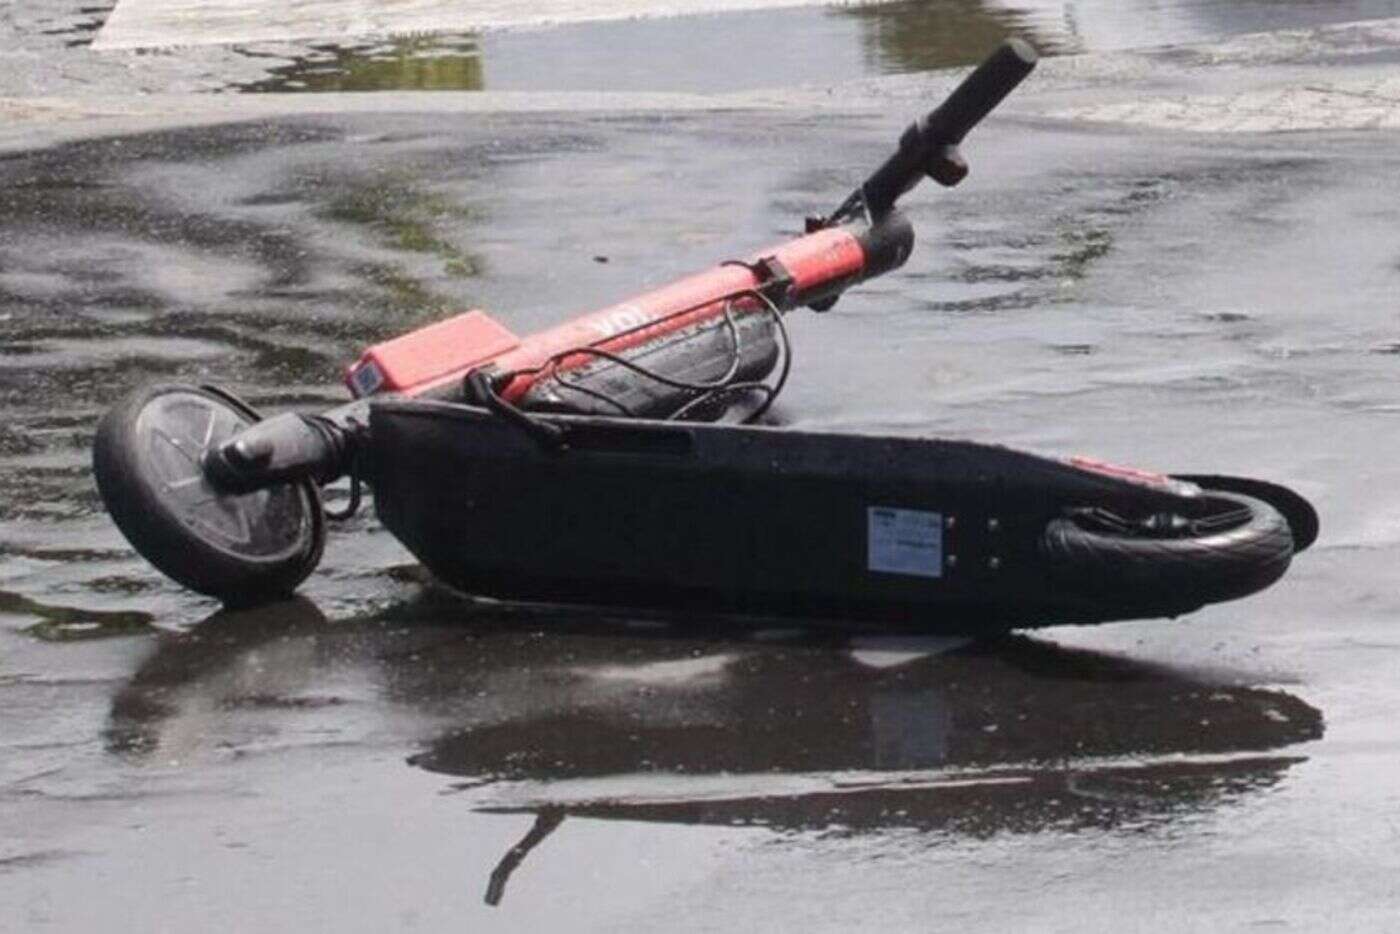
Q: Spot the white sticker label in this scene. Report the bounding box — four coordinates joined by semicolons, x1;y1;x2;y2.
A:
867;507;943;579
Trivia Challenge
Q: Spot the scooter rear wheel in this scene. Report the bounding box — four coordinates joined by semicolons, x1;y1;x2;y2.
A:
1040;490;1294;605
92;383;325;605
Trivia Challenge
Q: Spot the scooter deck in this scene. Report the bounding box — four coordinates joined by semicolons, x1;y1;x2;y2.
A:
367;400;1232;634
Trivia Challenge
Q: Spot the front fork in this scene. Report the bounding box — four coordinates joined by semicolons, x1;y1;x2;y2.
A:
202;399;370;495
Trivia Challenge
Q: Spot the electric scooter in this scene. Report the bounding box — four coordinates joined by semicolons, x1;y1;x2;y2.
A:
92;40;1318;634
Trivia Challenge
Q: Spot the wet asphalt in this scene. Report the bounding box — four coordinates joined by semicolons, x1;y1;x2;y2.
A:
5;3;1400;931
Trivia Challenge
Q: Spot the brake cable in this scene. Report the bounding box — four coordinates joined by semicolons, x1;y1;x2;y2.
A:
468;275;794;448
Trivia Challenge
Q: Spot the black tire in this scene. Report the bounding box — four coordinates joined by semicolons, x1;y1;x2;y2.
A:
93;383;325;606
1040;490;1294;605
1173;474;1319;553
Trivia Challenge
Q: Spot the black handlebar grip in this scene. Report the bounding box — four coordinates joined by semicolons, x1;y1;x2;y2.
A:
923;38;1038;145
848;39;1037;221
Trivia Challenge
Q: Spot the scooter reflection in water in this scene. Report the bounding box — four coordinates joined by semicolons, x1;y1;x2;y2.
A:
107;596;1323;907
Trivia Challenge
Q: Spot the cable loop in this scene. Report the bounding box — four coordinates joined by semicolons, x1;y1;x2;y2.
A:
323;456;364;520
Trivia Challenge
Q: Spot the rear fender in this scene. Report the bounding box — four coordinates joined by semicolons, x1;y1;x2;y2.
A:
1173;475;1319;552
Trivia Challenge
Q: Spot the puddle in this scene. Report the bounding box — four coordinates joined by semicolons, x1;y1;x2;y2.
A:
73;0;1400;97
224;4;1054;96
235;36;485;94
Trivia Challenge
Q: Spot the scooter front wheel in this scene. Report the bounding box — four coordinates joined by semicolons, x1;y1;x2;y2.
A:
92;383;325;605
1040;490;1294;605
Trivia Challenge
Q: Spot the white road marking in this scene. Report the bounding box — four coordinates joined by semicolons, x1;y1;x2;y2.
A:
1051;76;1400;133
93;0;898;50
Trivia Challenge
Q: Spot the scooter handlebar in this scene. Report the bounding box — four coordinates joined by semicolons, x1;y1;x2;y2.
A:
923;38;1037;146
847;38;1037;220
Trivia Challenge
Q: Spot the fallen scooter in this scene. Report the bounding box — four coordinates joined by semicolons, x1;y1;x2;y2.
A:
92;41;1318;634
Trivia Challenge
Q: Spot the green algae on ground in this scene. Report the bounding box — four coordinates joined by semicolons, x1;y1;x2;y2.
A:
2;589;155;641
321;177;483;273
318;176;485;325
237;35;485;94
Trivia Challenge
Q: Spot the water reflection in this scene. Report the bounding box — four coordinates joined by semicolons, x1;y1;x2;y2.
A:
213;0;1400;96
224;1;1062;97
236;36;485;93
984;0;1400;54
840;0;1069;72
107;597;1322;906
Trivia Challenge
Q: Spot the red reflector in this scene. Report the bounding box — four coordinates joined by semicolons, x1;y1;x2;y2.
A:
346;310;520;396
1068;456;1173;489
